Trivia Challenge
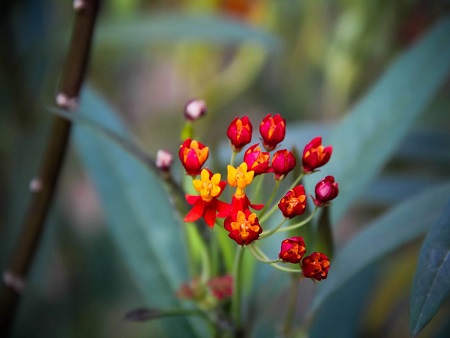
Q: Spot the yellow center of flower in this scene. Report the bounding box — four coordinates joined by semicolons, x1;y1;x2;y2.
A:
286;194;306;213
227;162;254;198
230;211;260;240
304;145;325;161
281;242;305;261
183;140;209;163
193;169;222;202
304;255;330;276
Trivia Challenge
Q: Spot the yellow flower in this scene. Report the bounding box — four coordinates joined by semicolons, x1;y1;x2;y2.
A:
227;163;254;198
193;169;222;202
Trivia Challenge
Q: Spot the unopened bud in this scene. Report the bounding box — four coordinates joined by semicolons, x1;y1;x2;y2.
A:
56;93;78;111
156;149;173;171
73;0;85;11
184;99;207;121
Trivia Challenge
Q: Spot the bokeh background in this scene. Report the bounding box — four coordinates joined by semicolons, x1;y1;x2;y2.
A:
1;0;450;337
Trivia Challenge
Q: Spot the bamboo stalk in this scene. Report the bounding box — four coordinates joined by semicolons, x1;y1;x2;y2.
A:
0;1;101;335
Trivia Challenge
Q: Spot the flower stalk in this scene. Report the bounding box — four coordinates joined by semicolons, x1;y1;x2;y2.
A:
258;179;281;220
0;1;100;335
277;207;318;233
232;246;246;334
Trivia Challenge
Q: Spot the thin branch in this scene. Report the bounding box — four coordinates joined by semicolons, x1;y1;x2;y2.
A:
0;1;101;336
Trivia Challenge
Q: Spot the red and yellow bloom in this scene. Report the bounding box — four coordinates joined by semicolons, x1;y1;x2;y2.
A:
259;113;286;151
302;137;332;173
179;139;209;176
227;162;263;214
278;185;307;219
227;162;255;198
184;169;230;227
278;236;306;263
301;252;330;281
243;144;270;175
224;210;262;245
227;116;253;152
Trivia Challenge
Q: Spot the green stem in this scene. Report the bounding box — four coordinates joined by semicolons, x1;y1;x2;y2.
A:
230;150;237;167
200;244;211;284
258;179;281;219
270;264;302;273
232;246;245;332
248;244;280;264
250;244;302;273
277;207;318;233
282;276;300;336
260;218;286;239
288;172;305;191
209;230;219;277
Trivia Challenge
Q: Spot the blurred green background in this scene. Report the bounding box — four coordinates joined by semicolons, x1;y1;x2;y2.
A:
1;0;450;337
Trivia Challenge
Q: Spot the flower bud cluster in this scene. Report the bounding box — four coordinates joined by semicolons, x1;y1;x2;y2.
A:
173;100;339;292
278;236;331;281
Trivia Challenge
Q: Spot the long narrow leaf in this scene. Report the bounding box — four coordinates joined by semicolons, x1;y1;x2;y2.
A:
295;17;450;224
410;199;450;336
73;87;200;337
309;183;450;315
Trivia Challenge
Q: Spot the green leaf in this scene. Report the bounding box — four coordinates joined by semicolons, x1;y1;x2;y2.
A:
72;87;200;337
299;17;450;224
309;183;450;315
410;198;450;336
314;206;334;260
95;13;281;51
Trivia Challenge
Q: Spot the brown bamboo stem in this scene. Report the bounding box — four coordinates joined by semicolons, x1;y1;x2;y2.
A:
0;1;101;335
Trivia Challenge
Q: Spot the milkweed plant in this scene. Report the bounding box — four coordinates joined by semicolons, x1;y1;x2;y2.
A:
126;99;340;337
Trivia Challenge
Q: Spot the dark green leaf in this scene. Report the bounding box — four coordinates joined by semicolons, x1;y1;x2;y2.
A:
314;206;334;259
410;198;450;336
73;87;199;337
309;183;450;315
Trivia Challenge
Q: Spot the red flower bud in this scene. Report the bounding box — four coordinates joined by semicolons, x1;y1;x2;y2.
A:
314;176;339;206
155;149;173;171
207;275;233;301
278;185;307;218
224;210;262;245
184;99;207;121
271;149;296;180
227;116;253;152
278;236;306;263
179;139;209;176
243;144;270;175
301;252;330;281
177;278;205;300
259;113;286;151
302;136;332;173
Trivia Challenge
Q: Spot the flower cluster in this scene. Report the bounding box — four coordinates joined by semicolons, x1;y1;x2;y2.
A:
278;236;330;281
172;109;339;286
